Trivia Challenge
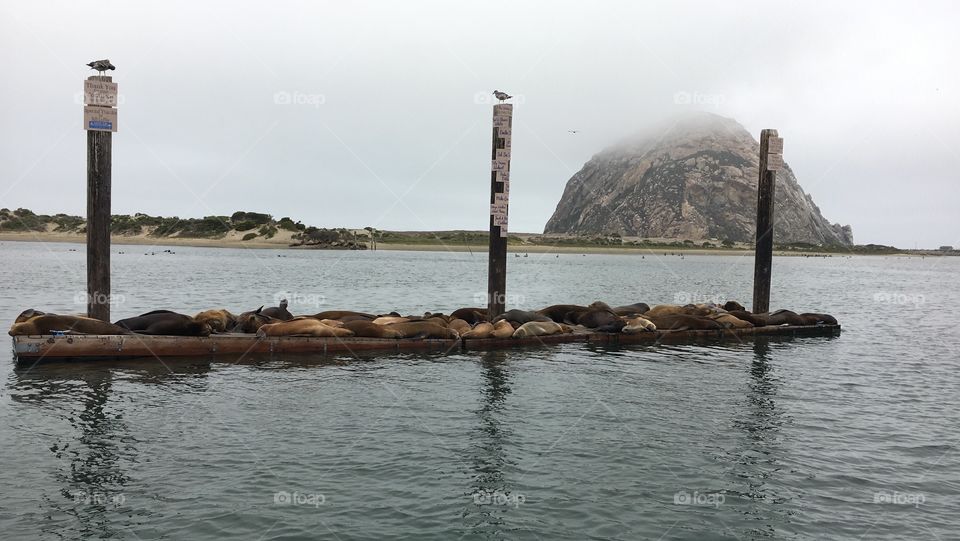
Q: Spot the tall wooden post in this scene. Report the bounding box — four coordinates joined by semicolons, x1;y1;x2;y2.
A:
84;75;118;322
752;129;782;314
487;104;512;317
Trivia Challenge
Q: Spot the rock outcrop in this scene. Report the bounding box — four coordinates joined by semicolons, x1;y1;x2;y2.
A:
544;113;853;245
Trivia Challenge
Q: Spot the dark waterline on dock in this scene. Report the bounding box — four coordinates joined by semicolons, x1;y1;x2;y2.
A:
0;241;957;540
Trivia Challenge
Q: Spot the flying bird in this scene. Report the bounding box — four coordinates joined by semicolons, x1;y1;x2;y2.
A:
568;130;579;134
86;59;115;74
493;90;512;102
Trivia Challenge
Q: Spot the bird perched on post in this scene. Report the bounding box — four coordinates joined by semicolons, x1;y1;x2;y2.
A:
493;90;512;103
86;59;116;74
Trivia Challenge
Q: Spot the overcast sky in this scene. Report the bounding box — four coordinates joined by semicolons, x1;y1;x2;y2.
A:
1;0;957;248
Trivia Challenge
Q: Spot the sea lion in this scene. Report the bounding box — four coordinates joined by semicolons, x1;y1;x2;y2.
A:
723;301;746;312
309;310;376;321
372;316;410;325
230;307;282;333
622;316;656;333
726;310;767;326
709;313;754;329
491;320;515;339
319;319;344;327
15;309;46;323
612;303;651;316
115;310;211;336
450;308;488;325
194;309;237;333
342;320;404;338
575;309;620;329
646;314;723;331
799;313;838;325
461;322;494;339
512;321;568;338
9;314;133;336
257;319;354;337
765;310;807;326
644;304;687;318
261;299;294;321
492;309;551;324
384;321;460;339
588;301;614;311
448;318;472;335
537;304;588;323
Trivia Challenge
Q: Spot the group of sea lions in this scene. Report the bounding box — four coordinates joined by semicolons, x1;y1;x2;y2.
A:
8;299;838;339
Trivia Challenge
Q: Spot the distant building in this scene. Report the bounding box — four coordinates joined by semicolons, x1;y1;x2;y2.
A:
939;245;954;251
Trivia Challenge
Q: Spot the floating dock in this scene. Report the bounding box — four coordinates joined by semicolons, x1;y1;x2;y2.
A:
11;324;841;363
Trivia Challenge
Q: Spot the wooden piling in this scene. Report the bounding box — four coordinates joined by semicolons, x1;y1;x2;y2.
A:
487;104;512;317
752;129;781;314
85;75;113;322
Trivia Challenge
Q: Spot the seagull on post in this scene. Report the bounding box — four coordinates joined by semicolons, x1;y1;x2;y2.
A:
493;90;512;103
86;59;116;75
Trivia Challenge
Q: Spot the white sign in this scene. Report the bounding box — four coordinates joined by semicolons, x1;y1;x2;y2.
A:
766;153;783;171
84;80;119;107
84;105;117;132
492;159;508;172
767;137;784;154
495;149;510;160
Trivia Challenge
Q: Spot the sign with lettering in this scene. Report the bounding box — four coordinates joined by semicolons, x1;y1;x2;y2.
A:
767;137;783;154
84;80;119;107
766;153;783;171
83;106;118;132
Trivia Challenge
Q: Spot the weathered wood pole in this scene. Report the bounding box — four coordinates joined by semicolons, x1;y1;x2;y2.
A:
487;103;512;317
752;129;782;314
85;75;114;321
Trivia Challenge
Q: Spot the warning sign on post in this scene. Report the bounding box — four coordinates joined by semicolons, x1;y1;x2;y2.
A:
84;106;117;132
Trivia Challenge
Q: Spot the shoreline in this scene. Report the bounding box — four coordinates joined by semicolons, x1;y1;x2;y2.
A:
0;232;905;257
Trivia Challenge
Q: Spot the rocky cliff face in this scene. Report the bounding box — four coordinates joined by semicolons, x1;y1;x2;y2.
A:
543;113;853;245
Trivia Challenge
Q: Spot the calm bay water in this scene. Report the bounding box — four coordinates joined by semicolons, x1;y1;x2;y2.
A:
0;241;957;540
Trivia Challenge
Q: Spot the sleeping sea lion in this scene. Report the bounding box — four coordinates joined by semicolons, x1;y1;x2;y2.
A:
194;309;237;333
798;313;838;325
448;318;472;334
723;301;746;312
492;309;551;324
491;320;515;339
384;321;460;339
645;314;723;331
622;316;656;333
309;310;376;321
372;316;410;325
461;322;494;339
257;319;354;337
15;309;46;323
726;310;767;326
115;310;211;336
342;320;404;338
709;313;754;329
537;304;588;323
612;303;651;316
512;321;569;338
261;299;294;321
765;310;807;326
230;307;282;333
575;309;620;329
450;308;488;325
9;314;133;336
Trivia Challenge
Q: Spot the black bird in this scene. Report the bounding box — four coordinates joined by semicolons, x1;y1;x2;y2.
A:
86;59;115;74
568;130;579;134
493;90;512;102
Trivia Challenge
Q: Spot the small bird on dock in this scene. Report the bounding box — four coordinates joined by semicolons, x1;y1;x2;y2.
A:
493;90;512;102
86;59;116;74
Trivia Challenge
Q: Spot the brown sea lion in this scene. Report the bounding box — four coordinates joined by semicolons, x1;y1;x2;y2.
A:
537;304;588;323
342;320;404;338
492;309;551;324
709;313;754;329
723;301;746;312
230;307;282;333
115;310;211;336
257;319;354;337
448;318;471;334
9;314;133;336
450;308;488;325
384;321;460;339
194;309;237;333
261;299;294;321
588;301;614;311
372;316;410;325
461;322;495;339
726;310;767;326
575;309;620;329
309;310;376;321
765;310;807;326
612;303;651;316
15;309;46;323
798;313;838;325
491;319;515;339
319;319;344;327
424;316;451;327
646;314;723;331
512;321;568;338
622;316;656;333
644;305;687;318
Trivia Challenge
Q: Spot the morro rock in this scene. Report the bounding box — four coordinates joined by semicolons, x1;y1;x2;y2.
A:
543;112;853;245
